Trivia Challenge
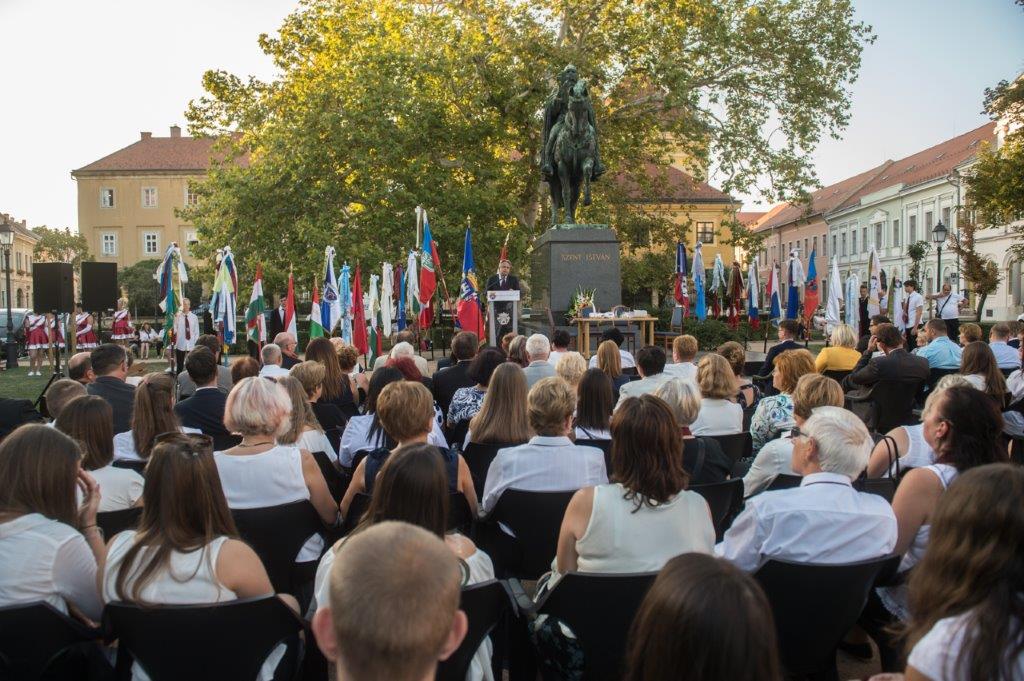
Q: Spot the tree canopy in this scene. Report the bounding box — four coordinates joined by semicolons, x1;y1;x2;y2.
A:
31;227;92;270
118;260;206;317
184;0;872;299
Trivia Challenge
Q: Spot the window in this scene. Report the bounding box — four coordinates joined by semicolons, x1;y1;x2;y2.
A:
893;219;900;246
142;187;158;208
942;206;951;229
861;227;867;251
143;232;159;255
803;238;808;256
100;188;114;208
185;183;199;206
696;222;714;244
812;236;818;256
832;235;837;256
851;230;857;255
841;233;847;256
16;252;22;271
924;210;933;232
101;233;117;256
909;214;918;243
874;223;883;249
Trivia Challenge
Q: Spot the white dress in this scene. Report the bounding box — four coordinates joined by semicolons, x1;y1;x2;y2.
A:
90;465;144;512
690;399;743;436
908;611;1024;681
887;424;935;476
102;531;284;681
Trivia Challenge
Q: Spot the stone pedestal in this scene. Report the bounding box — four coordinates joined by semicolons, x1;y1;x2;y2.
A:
530;226;621;320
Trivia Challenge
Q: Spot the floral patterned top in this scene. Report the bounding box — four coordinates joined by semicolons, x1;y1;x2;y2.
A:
447;387;486;426
750;394;795;453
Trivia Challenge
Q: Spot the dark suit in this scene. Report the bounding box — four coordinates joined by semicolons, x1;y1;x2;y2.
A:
268;307;286;341
281;353;300;370
485;273;521;338
0;398;44;440
758;339;801;378
432;360;475;418
174;387;241;451
842;348;930;392
87;376;136;435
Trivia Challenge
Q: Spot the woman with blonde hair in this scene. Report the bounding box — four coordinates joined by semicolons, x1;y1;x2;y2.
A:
815;323;860;373
277;375;337;461
555;351;587;389
467;362;531;447
691;354;742;436
114;372;197;463
596;339;631;400
749;349;816;452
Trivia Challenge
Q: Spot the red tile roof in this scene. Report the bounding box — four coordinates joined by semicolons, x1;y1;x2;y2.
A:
0;214;40;241
615;163;733;204
735;211;766;226
72;132;247;175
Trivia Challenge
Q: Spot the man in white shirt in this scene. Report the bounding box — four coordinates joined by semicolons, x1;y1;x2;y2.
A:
716;406;897;572
481;377;607;515
172;297;200;376
587;327;636;369
902;280;925;350
1006;332;1024;404
615;346;670;410
663;334;698;380
988;322;1021;370
924;282;967;341
523;334;557;389
547;329;571;366
258;344;291;378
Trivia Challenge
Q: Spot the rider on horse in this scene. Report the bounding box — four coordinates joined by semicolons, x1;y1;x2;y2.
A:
541;64;605;182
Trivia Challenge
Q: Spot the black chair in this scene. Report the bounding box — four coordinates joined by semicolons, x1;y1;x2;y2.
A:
311;450;350;504
510;572;657;681
576;438;612;474
231;501;324;595
96;506;143;538
112;459;147;475
709;432;752;464
754;556;898;680
822;369;851;383
478;489;576;579
690;479;743;541
0;601;105;680
1000;366;1017;378
104;596;304;681
462;441;518;500
436;581;512;681
446;420;471;453
926;367;958;392
847;379;924;434
652;306;683;349
341;492;372;535
741;404;757;431
324;426;342;456
743;360;764;378
764;473;803;492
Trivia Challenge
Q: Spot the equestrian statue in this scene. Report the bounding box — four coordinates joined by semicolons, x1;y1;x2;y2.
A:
541;65;605;226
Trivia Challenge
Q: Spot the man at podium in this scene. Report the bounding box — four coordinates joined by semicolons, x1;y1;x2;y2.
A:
486;259;521;339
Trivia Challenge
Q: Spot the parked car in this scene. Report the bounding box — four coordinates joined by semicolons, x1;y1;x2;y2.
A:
0;308;30;361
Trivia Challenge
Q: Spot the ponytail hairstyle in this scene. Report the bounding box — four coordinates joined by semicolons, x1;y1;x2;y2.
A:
131;372;180;459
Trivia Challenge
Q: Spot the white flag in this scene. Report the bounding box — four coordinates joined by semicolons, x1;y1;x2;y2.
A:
825;256;842;335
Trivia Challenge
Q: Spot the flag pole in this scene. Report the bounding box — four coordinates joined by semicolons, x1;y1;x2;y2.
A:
432;237;457;334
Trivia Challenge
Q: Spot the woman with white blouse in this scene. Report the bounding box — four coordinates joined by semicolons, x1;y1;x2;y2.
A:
0;425;104;621
55;395;143;511
690;354;742;436
113;372;199;463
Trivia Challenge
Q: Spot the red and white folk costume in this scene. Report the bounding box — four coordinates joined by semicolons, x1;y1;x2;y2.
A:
75;312;99;349
111;308;134;340
25;313;50;350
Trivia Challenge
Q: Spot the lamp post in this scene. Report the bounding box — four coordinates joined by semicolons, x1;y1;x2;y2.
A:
0;220;17;369
933;220;948;296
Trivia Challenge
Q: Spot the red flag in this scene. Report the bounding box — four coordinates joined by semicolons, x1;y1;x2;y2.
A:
351;264;368;356
283;269;297;337
498;231;510;268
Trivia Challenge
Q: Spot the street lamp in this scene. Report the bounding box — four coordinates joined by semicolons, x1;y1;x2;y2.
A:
0;220;17;369
933;220;948;294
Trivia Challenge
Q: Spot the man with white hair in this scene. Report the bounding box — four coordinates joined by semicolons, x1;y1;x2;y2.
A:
370;330;430;376
258;343;291;378
716;406;897;572
523;333;556;389
273;331;301;369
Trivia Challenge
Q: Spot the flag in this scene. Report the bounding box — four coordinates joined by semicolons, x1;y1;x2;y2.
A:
340;262;352;343
309;281;325;340
803;249;819;328
245;263;267;345
457;228;486;337
747;261;760;329
154;243;187;345
693;242;707;321
785;249;804;320
351;264;368;355
825;256;842;335
322;246;342;334
284;269;297;338
418;209;437;327
891;275;907;331
673;243;689;317
867;246;882;317
210;247;238;345
767;262;782;322
406;250;420;321
727;261;744;329
368;273;382;365
845;271;860;328
396;264;407;331
711;254;727;318
498;231;510;269
381;262;394;337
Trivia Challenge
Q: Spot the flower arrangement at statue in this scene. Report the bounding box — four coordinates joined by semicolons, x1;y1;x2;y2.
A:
567;286;597;320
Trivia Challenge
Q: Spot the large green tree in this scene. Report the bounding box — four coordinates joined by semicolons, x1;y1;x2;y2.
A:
184;0;872;299
31;227;92;270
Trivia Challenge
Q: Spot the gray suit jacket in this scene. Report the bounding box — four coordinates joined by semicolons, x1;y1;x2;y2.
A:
615;372;671;410
177;365;233;399
524;360;557;389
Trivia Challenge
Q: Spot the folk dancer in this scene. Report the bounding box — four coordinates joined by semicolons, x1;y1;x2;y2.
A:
110;298;135;351
75;305;99;351
23;311;49;376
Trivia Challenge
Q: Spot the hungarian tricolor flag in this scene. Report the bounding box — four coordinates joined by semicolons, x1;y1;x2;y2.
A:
803;249;819;329
673;242;689;317
284;268;297;338
309;281;325;340
351;264;369;356
457;228;485;337
245;263;267;346
418;211;437;328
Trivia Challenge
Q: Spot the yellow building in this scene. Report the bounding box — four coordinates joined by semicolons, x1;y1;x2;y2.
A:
0;214;41;309
71;126;222;269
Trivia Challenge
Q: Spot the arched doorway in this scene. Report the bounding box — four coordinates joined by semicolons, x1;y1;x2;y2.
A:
16;288;23;307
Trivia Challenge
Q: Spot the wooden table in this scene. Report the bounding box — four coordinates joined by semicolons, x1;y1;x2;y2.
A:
571;316;659;359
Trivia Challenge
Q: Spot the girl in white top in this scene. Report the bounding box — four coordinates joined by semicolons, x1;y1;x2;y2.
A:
556;395;715;578
114;372;196;464
312;443;495;681
0;425;104;620
276;376;337;459
690;354;742;436
56;395;144;512
904;464;1024;681
216;377;339;562
98;433;297;681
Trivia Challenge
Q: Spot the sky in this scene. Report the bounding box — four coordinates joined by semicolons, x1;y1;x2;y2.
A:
1;0;1023;230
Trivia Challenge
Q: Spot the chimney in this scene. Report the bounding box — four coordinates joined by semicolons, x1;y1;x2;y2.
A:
140;131;152;140
170;125;181;138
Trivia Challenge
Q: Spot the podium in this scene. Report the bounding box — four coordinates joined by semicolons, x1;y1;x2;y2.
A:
486;290;520;346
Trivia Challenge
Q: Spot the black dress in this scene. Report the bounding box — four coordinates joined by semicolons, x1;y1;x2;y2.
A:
682;437;732;486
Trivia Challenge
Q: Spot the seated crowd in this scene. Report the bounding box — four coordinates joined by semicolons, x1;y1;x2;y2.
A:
0;314;1022;681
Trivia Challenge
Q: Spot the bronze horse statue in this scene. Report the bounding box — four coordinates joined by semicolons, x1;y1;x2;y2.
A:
549;80;598;226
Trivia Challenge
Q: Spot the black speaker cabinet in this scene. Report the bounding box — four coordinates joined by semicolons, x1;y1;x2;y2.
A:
32;262;75;313
81;262;119;311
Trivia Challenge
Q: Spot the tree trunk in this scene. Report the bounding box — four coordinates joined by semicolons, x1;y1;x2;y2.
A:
975;293;988;322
